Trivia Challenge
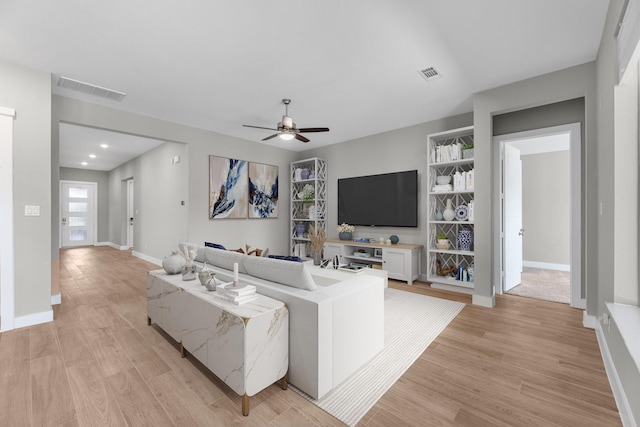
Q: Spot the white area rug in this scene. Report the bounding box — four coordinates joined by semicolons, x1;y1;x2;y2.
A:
291;288;465;426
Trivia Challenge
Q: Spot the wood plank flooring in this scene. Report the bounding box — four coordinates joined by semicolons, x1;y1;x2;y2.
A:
0;246;621;426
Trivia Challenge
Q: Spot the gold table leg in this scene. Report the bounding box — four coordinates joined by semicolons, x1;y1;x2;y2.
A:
242;394;250;416
147;316;151;326
279;372;288;390
180;343;185;358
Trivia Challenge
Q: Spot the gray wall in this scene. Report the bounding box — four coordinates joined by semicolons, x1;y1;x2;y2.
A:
597;1;640;424
473;62;597;307
0;60;52;318
300;112;473;272
52;96;298;262
59;167;110;244
522;151;570;265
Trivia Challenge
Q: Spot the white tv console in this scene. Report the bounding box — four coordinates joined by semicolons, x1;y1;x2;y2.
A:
324;239;422;285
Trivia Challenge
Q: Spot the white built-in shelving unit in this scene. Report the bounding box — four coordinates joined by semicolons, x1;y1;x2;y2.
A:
427;126;475;294
290;157;326;259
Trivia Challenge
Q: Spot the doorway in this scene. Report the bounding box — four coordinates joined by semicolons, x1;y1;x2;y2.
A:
493;123;584;308
127;179;134;249
60;180;97;247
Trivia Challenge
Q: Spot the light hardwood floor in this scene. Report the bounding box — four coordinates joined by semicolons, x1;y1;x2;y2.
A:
0;246;621;426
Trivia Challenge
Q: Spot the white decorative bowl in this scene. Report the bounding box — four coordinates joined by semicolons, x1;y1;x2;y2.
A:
436;176;451;185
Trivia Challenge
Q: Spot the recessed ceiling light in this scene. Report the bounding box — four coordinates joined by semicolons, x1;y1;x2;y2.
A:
81;161;88;166
100;144;109;148
89;154;96;158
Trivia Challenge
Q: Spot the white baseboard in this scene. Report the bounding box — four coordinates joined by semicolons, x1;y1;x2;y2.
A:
51;293;61;305
522;260;570;271
583;311;597;329
133;251;162;266
472;293;496;307
14;309;53;329
595;321;636;427
96;242;129;250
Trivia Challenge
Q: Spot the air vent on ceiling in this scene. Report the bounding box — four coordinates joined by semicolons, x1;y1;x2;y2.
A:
56;76;126;101
418;66;442;82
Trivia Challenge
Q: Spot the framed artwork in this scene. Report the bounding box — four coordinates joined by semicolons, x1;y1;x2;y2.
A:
248;162;279;218
209;155;248;219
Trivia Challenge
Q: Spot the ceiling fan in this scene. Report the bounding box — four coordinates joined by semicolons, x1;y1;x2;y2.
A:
243;99;329;143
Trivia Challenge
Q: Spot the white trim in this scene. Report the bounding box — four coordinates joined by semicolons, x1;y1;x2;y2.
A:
59;180;98;248
595;320;636;427
0;107;16;117
522;260;571;272
132;251;162;266
583;311;597;329
492;123;583;309
51;294;61;305
95;241;129;250
472;293;495;307
14;309;54;329
0;108;16;332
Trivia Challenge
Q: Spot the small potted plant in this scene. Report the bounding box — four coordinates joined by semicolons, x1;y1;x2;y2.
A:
337;223;355;240
436;231;451;250
308;225;327;265
302;184;315;201
462;140;474;159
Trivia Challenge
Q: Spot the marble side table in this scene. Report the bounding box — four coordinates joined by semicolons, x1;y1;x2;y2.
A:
147;270;289;416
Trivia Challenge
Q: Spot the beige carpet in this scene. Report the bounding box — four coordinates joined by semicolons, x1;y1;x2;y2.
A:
507;267;570;304
291;288;465;426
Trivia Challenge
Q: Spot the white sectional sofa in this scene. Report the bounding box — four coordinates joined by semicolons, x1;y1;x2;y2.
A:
178;242;385;399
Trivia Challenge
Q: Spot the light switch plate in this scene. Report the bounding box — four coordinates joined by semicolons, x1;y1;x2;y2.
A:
25;205;40;216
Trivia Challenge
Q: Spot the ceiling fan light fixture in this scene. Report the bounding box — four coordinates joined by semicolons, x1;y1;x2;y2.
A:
279;132;295;141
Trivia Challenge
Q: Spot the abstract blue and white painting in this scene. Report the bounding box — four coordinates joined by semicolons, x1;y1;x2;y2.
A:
248;162;279;218
209;156;248;219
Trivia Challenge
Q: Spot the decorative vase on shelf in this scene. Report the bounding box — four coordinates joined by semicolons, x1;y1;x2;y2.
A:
339;232;352;241
443;199;455;221
457;227;473;252
182;264;197;281
295;223;307;237
435;206;443;221
162;251;185;275
301;168;311;180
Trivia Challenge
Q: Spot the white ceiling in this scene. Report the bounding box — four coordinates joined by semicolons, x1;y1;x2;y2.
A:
0;1;609;167
59;124;166;171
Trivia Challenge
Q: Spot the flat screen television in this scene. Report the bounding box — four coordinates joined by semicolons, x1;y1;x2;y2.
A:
338;170;418;227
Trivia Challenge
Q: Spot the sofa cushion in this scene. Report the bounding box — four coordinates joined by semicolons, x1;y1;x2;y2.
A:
204;247;248;273
244;256;317;291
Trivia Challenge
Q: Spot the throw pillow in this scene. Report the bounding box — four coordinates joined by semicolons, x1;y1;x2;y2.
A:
204;242;226;250
228;248;245;254
244;256;317;291
268;255;303;262
245;243;269;257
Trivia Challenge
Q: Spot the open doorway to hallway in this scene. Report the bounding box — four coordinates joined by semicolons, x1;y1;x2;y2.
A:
495;123;582;307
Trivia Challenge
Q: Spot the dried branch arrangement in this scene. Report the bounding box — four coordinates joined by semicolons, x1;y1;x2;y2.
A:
308;225;327;254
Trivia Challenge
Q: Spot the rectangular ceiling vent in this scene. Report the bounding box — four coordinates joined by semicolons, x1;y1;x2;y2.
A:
418;66;442;82
57;76;126;101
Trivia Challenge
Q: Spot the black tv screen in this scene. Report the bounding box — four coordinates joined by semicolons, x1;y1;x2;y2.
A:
338;170;418;227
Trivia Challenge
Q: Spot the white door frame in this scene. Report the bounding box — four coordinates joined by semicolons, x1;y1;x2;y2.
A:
493;123;584;308
0;106;16;332
59;180;98;248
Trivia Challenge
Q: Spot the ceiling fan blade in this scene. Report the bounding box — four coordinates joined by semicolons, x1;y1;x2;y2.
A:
261;134;279;141
243;125;279;131
297;127;330;133
294;133;310;143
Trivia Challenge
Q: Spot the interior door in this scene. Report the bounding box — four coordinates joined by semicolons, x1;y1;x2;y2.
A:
61;182;95;247
503;143;523;291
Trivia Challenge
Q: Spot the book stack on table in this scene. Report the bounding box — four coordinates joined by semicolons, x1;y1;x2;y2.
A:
217;282;258;305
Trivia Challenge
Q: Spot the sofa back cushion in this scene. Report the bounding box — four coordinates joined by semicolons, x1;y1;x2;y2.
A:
204;247;248;273
244;256;317;291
